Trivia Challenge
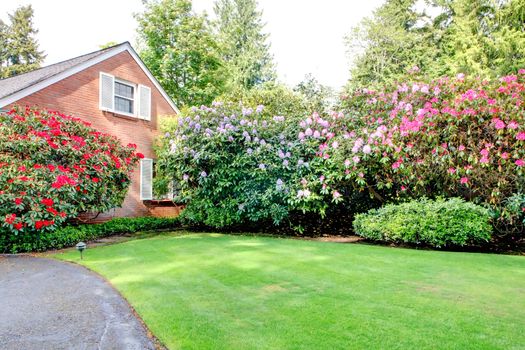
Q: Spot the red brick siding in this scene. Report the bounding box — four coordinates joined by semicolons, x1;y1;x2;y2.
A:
10;51;177;219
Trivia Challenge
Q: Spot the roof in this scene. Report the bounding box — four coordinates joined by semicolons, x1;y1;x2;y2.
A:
0;42;179;113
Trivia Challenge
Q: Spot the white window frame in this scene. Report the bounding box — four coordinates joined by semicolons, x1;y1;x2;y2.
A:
99;72;151;120
113;78;137;117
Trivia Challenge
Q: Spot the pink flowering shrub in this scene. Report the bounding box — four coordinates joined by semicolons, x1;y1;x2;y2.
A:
0;107;143;239
296;71;525;237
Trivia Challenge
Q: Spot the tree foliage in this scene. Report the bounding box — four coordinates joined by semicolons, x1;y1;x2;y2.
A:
346;0;525;89
0;5;45;78
136;0;226;108
214;0;276;90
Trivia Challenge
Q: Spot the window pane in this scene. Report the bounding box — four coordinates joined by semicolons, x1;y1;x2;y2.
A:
115;81;134;98
115;96;133;114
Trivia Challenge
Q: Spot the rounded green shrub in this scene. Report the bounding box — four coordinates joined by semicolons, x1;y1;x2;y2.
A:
352;198;492;247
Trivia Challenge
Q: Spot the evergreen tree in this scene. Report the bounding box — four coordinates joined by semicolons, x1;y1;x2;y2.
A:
345;0;435;90
435;0;496;78
346;0;525;89
214;0;276;90
136;0;226;107
294;74;334;114
1;5;45;78
0;20;8;72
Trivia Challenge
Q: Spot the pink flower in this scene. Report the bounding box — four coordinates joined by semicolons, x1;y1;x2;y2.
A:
480;157;489;164
516;159;525;167
507;121;519;129
516;132;525;141
480;149;489;157
344;159;351;167
501;152;510;159
362;145;372;154
332;191;341;199
460;177;469;184
458;145;465;151
447;167;456;174
352;156;360;164
492;118;506;130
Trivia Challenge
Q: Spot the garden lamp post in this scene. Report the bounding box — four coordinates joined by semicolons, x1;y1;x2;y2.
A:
76;242;87;260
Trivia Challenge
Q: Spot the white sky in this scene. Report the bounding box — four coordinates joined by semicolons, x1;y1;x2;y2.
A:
1;0;384;89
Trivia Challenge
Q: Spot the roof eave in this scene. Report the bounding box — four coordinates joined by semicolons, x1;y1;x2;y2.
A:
0;42;180;115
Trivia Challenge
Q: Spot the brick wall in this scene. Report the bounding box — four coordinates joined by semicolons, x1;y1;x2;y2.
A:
10;51;178;219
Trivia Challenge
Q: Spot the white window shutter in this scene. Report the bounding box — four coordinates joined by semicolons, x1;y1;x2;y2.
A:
99;72;114;111
138;85;151;120
140;158;153;200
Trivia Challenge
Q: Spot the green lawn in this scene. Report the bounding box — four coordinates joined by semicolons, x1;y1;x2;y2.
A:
55;233;525;350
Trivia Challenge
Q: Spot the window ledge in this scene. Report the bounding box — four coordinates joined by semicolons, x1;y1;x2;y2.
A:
102;110;151;123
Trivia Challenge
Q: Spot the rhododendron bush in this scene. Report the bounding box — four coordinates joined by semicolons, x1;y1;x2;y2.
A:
155;103;317;228
0;107;143;238
158;71;525;240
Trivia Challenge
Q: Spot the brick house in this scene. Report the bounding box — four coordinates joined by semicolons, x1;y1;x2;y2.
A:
0;42;181;219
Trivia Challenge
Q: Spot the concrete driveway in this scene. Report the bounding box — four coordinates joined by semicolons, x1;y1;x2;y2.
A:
0;255;155;350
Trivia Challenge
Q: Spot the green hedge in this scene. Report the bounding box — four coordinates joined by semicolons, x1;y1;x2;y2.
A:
0;217;180;254
352;198;492;248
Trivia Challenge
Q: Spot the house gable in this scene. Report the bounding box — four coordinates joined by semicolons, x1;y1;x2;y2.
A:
0;42;179;115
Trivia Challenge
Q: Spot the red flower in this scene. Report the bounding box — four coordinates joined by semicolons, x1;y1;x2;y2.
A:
41;198;54;207
5;214;16;225
13;222;23;231
92;177;100;183
46;207;59;216
14;198;23;206
35;220;54;230
136;153;145;159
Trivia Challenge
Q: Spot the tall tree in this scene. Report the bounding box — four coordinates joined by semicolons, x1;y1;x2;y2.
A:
214;0;276;90
345;0;435;90
294;74;334;114
1;5;45;78
0;20;8;72
136;0;226;107
346;0;525;89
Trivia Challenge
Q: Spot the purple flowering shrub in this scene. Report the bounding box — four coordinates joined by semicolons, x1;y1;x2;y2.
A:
155;102;316;228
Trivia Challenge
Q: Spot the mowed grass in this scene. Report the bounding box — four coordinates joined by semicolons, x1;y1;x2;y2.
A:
56;233;525;350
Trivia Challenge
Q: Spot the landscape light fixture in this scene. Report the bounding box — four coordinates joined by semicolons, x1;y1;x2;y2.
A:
76;242;87;260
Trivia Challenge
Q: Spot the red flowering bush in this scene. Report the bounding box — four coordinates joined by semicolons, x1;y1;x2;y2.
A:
0;107;143;236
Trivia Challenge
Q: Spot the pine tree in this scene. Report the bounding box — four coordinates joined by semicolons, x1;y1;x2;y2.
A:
0;20;8;73
3;5;45;78
345;0;435;90
214;0;276;90
136;0;226;107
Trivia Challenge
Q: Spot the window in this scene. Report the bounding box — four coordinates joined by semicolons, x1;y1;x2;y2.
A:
99;72;151;120
114;81;134;114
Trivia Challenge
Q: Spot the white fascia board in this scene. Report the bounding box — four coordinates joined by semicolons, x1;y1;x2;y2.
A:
0;45;127;108
0;42;180;115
